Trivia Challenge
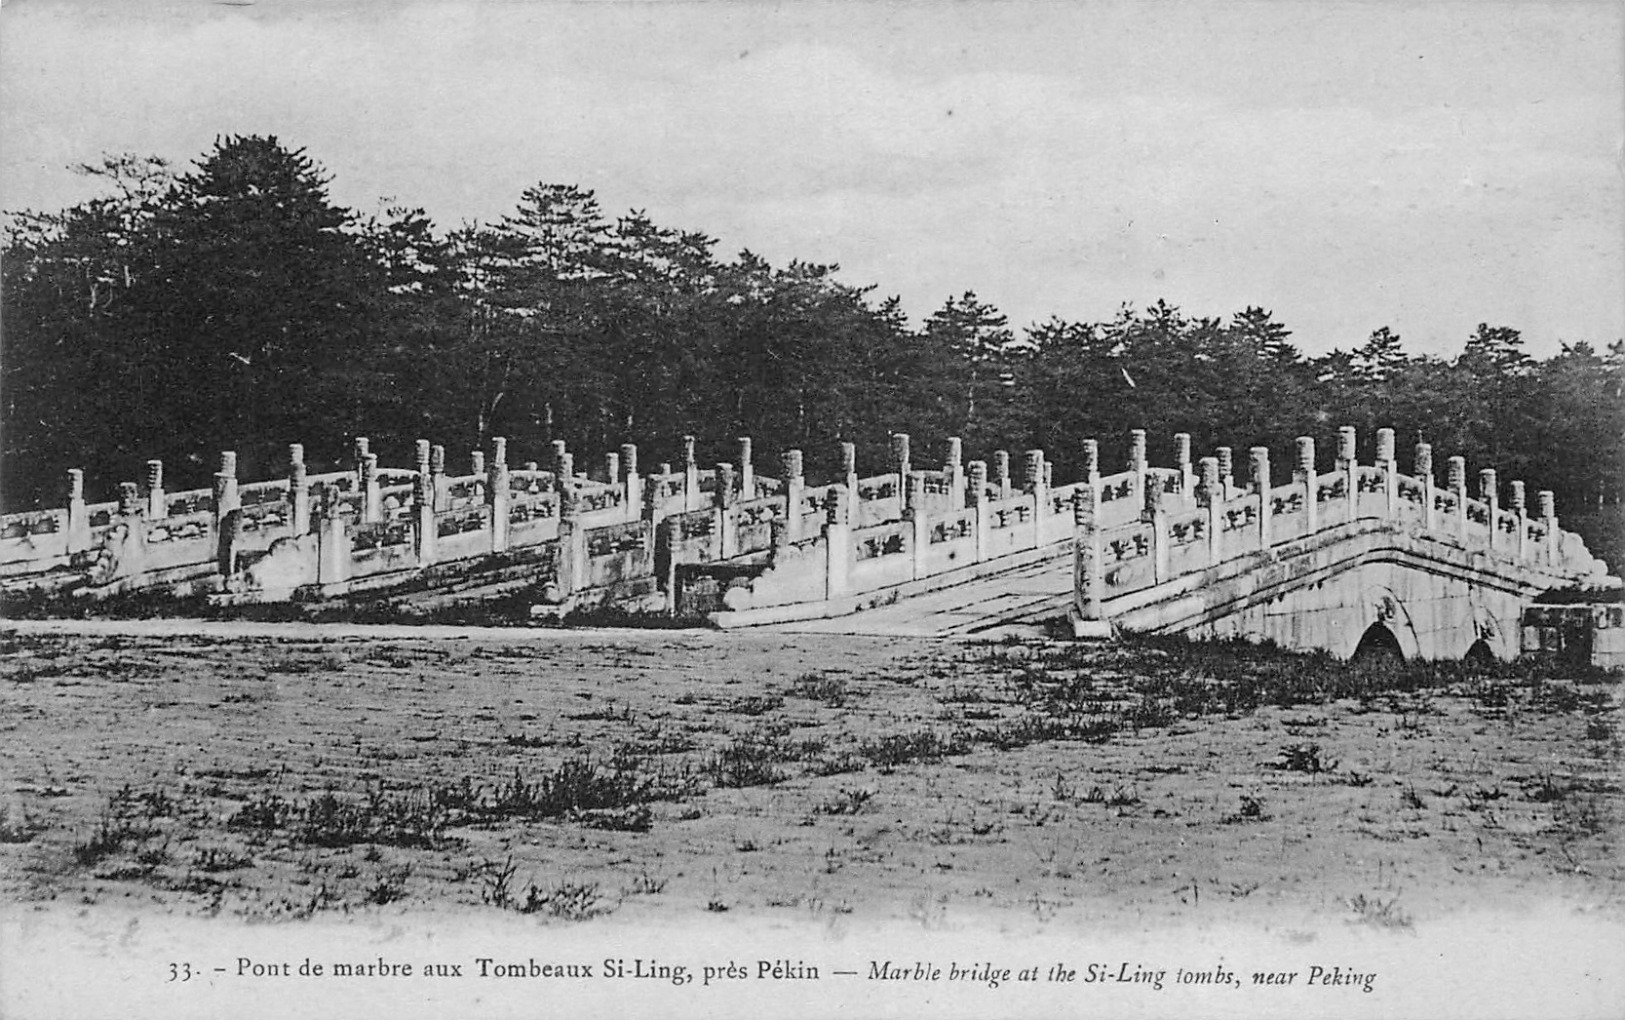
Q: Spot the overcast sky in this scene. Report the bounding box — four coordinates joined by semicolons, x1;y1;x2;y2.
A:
3;0;1621;358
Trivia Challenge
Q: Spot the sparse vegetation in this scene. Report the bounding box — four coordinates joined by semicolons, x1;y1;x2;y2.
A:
815;788;875;816
860;730;966;769
192;847;253;872
1523;774;1569;804
0;809;46;844
727;694;785;717
3;629;1617;934
1223;795;1269;824
1273;742;1336;774
706;731;799;788
622;871;668;896
518;879;604;920
363;865;411;906
791;672;850;707
1346;893;1414;931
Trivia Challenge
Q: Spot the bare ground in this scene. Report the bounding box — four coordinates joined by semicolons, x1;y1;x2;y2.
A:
1;625;1620;936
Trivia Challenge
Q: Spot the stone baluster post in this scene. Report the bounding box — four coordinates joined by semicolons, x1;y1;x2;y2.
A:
552;486;585;601
215;471;244;573
643;463;665;530
145;460;166;520
906;471;929;580
214;451;240;526
289;444;310;536
312;484;349;587
1071;483;1105;627
1415;443;1435;532
714;463;737;559
892;433;912;510
411;440;428;503
1336;426;1356;469
839;441;859;510
1083;439;1101;491
65;469;89;553
1295;437;1317;534
1023;449;1044;491
1144;464;1170;583
1447;456;1468;540
352;437;370;486
119;481;142;517
904;470;928;510
430;444;448;512
994;451;1011;501
737;438;754;500
621;443;641;515
1480;468;1499;552
966;460;989;562
1509;480;1526;560
1539;490;1557;565
1250;447;1272;548
782;449;805;543
414;450;437;566
1375;428;1397;519
1338;426;1358;523
488;436;510;553
823;483;852;599
944;437;965;510
551;439;569;482
1173;433;1194;500
411;439;431;522
216;500;243;577
1128;429;1148;507
1199;456;1222;565
468;450;487;526
361;453;381;524
603;451;622;519
1024;449;1047;547
558;453;575;492
1217;446;1235;501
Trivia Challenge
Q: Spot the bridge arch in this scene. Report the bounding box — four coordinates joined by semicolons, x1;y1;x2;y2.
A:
1463;638;1496;665
1469;599;1519;661
1352;585;1421;662
1351;622;1406;665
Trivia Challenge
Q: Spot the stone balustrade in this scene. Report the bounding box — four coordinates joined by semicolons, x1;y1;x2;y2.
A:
1072;427;1608;626
0;428;1606;622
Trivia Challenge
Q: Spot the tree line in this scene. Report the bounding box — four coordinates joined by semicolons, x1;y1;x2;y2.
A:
3;135;1620;562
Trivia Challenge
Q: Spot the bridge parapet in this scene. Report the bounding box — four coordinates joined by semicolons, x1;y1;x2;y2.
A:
3;430;995;604
1071;425;1615;659
3;426;1611;638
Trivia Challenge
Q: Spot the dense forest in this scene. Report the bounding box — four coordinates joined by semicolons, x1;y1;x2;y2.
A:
4;135;1621;563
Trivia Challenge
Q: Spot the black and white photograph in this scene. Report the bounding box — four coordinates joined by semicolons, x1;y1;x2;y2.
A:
2;2;1622;1017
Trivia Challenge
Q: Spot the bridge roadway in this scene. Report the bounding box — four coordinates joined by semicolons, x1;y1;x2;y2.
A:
756;553;1075;637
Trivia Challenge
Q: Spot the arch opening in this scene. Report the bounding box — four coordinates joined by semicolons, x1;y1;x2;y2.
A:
1463;638;1497;668
1351;622;1405;667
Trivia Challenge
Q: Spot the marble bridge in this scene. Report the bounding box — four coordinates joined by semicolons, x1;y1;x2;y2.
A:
2;427;1615;661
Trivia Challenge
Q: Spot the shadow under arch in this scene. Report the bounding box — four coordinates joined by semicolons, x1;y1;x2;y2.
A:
1351;622;1406;666
1351;585;1421;661
1464;638;1498;666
